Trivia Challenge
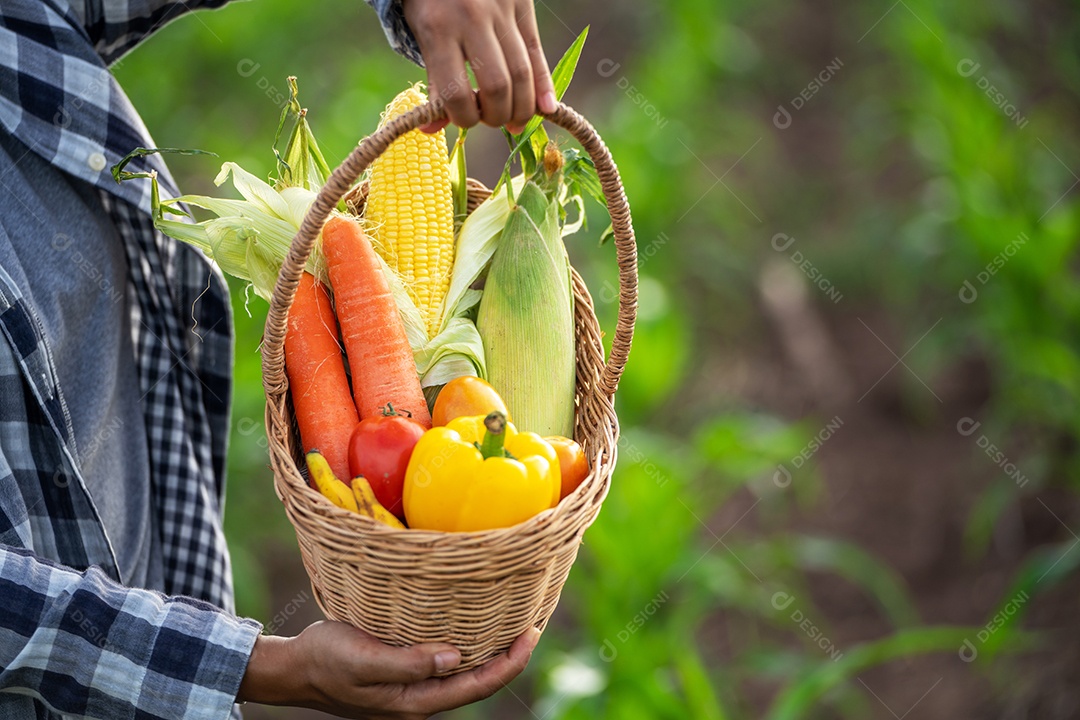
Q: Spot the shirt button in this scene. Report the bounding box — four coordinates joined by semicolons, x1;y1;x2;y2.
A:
87;152;107;172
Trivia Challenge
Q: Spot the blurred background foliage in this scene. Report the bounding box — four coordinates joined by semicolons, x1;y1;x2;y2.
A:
116;0;1080;717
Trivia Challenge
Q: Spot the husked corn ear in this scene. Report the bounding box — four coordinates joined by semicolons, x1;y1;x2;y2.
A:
366;85;455;337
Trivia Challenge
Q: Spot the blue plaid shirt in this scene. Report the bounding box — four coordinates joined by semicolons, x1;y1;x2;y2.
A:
0;1;419;718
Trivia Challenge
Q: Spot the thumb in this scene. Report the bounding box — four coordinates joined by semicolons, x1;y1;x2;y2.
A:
361;643;462;684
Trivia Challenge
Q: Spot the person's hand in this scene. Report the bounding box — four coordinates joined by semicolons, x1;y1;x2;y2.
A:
402;0;557;134
237;620;540;718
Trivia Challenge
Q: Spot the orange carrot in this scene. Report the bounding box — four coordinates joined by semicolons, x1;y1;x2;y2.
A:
284;272;359;481
322;215;432;428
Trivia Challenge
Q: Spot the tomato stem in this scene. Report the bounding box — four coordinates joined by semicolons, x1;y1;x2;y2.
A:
381;402;412;418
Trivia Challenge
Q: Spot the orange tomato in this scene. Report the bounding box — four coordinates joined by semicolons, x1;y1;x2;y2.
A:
545;436;589;500
432;376;510;426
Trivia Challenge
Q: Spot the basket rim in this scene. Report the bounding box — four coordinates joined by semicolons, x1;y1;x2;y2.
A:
262;101;636;547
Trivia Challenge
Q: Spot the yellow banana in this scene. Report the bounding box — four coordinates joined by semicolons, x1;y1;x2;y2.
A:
305;451;358;513
351;477;407;529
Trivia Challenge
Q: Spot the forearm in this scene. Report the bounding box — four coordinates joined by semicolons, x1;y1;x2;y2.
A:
236;634;306;707
0;545;260;720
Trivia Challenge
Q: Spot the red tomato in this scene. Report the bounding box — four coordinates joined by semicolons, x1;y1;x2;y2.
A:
348;405;426;520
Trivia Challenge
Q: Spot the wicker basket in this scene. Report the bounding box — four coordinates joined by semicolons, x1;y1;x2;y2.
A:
261;101;638;673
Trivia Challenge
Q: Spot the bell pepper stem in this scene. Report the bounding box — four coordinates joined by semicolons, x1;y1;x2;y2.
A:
480;411;508;459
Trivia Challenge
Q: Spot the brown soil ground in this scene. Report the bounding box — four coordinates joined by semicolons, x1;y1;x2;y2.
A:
711;302;1080;720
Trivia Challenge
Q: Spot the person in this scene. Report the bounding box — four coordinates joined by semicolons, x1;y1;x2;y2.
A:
0;0;557;717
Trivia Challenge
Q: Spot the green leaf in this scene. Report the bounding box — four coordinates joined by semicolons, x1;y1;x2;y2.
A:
563;148;605;207
517;25;589;149
527;125;551;174
767;626;1039;720
111;146;217;184
273;77;331;192
674;649;731;720
963;480;1018;559
521;132;542;177
214;162;293;219
271;76;302;171
150;163;322;301
449;128;469;234
598;223;615;246
977;538;1080;658
792;536;920;628
440;177;524;331
496;26;589;190
561;147;605;233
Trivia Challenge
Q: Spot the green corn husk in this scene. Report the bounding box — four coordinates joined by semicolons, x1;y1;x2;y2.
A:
476;147;575;437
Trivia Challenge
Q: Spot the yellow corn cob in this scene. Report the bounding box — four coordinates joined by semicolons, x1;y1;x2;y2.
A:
366;85;455;338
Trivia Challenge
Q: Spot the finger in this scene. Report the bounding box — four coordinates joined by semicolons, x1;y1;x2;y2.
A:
356;642;462;684
497;21;535;131
405;628;541;713
403;0;476;128
517;0;556;114
465;28;514;128
421;118;450;134
426;42;480;128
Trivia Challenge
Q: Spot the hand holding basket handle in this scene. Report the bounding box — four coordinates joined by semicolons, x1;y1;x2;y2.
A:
262;100;639;675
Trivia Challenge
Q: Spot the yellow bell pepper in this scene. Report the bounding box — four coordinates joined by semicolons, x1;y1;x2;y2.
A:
403;412;561;532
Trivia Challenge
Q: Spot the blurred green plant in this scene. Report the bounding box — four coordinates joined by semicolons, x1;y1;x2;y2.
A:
886;1;1080;550
110;0;1079;717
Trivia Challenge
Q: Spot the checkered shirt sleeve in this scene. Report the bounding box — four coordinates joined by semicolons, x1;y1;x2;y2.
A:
0;260;260;719
0;545;261;719
0;1;421;717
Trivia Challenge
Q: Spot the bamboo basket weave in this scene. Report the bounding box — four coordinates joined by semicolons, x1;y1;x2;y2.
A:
261;101;638;673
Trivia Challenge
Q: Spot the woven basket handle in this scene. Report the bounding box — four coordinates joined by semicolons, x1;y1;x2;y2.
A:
262;102;638;399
